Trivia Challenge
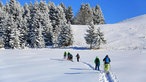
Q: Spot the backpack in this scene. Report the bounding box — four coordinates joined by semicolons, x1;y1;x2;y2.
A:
105;57;109;63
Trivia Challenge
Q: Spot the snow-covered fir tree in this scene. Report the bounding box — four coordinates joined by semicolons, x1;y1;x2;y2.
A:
58;22;73;47
6;0;23;22
57;5;67;30
57;5;73;47
0;7;5;48
96;27;106;48
66;6;73;24
23;4;31;29
9;24;21;49
48;2;60;47
37;22;45;48
59;3;74;24
19;16;28;48
92;5;105;24
59;3;66;13
4;0;26;48
84;23;106;49
39;1;53;46
27;2;45;48
74;4;93;25
84;23;98;49
3;14;21;49
22;4;31;48
2;15;11;48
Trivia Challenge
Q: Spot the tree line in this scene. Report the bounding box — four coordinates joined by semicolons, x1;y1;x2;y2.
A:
0;0;105;49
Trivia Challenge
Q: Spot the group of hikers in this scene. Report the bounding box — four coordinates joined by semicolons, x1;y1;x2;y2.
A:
64;51;80;62
94;55;111;72
63;51;111;72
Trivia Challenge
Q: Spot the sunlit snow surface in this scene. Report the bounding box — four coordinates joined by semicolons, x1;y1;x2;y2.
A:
0;49;146;82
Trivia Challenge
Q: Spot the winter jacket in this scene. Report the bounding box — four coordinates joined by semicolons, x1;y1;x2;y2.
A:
94;57;100;65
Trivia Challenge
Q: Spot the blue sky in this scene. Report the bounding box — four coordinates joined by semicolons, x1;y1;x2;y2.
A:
1;0;146;24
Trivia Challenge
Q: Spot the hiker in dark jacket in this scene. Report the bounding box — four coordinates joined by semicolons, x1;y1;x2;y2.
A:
67;52;73;61
94;56;100;71
76;53;80;62
103;55;111;72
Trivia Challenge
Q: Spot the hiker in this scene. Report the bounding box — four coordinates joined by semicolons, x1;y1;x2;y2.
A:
103;55;111;72
67;52;71;60
67;52;73;61
94;56;100;71
76;53;80;62
64;51;67;59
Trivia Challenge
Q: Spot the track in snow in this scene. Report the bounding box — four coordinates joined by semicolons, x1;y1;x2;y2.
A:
81;61;119;82
105;72;114;82
99;71;119;82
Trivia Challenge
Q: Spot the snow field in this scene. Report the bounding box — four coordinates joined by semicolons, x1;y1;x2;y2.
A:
1;49;146;82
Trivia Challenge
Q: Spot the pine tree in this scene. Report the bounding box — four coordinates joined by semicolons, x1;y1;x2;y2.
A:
58;23;73;47
48;2;59;32
92;5;105;24
85;23;98;49
6;0;23;22
59;3;66;13
74;4;93;25
9;25;21;49
4;0;26;49
84;23;106;49
57;5;73;47
19;17;28;48
48;2;60;47
39;1;52;46
66;6;73;24
96;27;106;48
37;22;45;48
23;4;31;27
3;15;11;48
3;14;21;49
22;4;31;48
0;7;5;48
28;1;45;48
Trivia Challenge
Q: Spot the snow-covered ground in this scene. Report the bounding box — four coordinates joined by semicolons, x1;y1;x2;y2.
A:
0;49;146;82
0;14;146;82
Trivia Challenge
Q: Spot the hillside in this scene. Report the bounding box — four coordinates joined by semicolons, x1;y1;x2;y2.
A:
72;14;146;50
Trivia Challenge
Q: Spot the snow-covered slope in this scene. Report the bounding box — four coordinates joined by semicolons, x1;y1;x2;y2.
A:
72;14;146;50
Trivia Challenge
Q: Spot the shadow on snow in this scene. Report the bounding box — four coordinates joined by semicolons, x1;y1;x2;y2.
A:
50;58;65;61
64;72;97;75
70;68;91;70
70;47;89;50
82;62;95;70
